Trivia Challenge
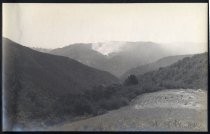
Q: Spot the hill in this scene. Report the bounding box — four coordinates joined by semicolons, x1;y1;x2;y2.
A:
3;38;119;130
50;43;108;70
121;54;193;80
136;52;208;91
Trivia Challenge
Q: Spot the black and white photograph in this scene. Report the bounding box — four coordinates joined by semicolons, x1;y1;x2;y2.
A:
2;3;208;131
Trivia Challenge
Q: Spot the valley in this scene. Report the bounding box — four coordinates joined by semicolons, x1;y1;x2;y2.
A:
49;41;171;77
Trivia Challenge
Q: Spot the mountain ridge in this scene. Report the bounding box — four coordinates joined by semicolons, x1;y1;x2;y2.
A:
50;41;170;77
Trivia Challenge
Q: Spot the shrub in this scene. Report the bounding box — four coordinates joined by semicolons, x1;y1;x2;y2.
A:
123;75;139;86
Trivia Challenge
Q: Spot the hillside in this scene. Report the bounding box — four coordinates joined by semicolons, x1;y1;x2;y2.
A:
50;41;170;77
3;38;119;130
48;89;207;131
137;52;208;91
121;54;193;80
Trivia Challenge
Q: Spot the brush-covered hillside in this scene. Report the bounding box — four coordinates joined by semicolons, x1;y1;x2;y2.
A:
136;52;208;92
121;54;193;80
3;38;119;130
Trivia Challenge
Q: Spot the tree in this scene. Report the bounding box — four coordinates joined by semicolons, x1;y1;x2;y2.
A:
123;74;139;86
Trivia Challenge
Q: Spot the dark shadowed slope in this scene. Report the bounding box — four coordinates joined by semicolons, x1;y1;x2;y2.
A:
121;54;193;80
137;52;208;91
2;38;119;130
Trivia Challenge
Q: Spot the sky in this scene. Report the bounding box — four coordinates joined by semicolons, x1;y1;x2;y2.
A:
3;3;208;49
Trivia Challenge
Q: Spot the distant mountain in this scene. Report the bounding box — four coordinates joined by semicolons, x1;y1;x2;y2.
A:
104;42;170;77
51;41;170;77
160;42;207;55
50;43;108;72
137;52;207;91
121;54;193;80
3;38;119;130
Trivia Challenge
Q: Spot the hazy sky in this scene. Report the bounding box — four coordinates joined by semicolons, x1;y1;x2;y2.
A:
3;3;208;49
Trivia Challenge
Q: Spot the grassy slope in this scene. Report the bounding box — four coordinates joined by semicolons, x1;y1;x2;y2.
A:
48;89;207;131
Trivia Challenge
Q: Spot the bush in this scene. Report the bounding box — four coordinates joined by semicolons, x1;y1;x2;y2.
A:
123;75;139;86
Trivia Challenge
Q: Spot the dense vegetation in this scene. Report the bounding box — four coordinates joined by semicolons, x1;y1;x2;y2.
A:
137;53;207;91
123;75;139;86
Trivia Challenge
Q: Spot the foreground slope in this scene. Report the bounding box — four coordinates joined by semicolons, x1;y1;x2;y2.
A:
48;89;207;131
3;38;119;130
121;54;193;79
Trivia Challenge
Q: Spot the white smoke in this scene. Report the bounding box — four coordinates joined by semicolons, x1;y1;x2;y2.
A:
92;41;126;55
